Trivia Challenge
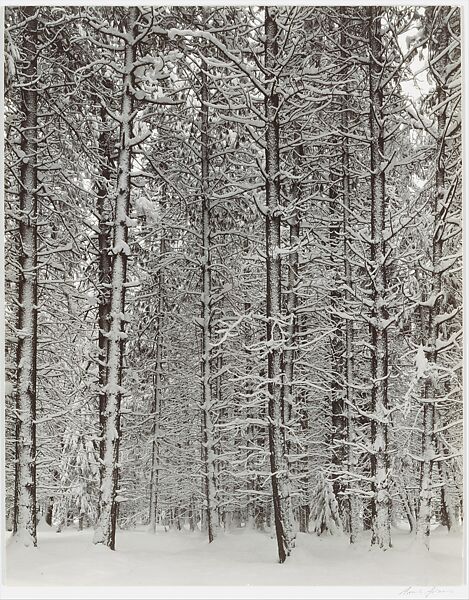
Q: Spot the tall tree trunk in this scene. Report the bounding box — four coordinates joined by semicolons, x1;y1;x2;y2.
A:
244;300;257;529
284;138;302;532
149;189;167;532
341;9;359;543
416;9;450;548
200;52;218;544
148;279;163;532
264;7;295;563
329;159;345;515
13;5;39;548
93;7;137;550
368;6;391;550
298;397;310;533
96;103;112;479
284;222;299;431
284;137;302;462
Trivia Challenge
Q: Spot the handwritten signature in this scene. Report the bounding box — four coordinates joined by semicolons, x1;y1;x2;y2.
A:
399;586;452;598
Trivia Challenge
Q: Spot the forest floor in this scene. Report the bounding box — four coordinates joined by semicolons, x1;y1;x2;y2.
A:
4;522;465;589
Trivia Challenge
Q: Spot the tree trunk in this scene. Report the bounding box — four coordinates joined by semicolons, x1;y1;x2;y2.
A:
13;6;39;548
45;497;53;527
284;216;299;439
341;11;359;542
298;504;310;533
189;503;197;532
264;7;295;563
96;103;113;480
148;307;163;532
149;200;167;533
200;52;218;544
343;133;359;544
368;6;391;550
244;300;257;529
437;443;456;531
284;134;302;481
93;7;137;550
329;161;345;514
416;9;450;549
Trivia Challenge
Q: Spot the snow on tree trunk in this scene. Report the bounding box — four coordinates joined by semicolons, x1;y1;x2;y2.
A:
341;43;359;542
244;299;257;529
416;379;436;548
13;6;39;548
284;227;299;428
93;7;137;550
96;102;113;483
264;7;295;564
416;10;451;550
329;162;346;516
368;6;391;551
148;302;163;533
200;52;218;544
284;136;301;461
284;210;299;508
437;442;457;532
283;135;301;529
149;213;166;532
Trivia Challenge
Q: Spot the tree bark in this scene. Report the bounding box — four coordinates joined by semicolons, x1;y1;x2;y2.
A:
13;5;39;548
329;159;346;514
148;287;163;532
96;103;112;480
340;8;359;543
264;7;295;563
93;7;137;550
436;438;456;531
149;189;168;532
368;6;391;550
200;51;218;544
416;9;450;548
284;137;302;461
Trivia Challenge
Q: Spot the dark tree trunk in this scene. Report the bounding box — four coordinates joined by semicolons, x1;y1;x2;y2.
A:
199;45;218;543
340;7;359;543
329;163;346;513
264;7;295;563
149;200;167;532
148;307;163;532
45;498;53;527
368;6;391;550
96;103;112;476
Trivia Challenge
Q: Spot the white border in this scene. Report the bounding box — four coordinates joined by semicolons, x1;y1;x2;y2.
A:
0;1;467;599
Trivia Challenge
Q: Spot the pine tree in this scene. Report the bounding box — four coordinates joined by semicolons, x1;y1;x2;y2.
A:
12;6;39;548
92;6;138;550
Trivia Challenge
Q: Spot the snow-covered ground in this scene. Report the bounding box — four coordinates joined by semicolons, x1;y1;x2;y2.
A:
3;523;466;597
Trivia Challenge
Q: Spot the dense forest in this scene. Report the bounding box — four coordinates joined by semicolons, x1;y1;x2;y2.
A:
4;4;462;566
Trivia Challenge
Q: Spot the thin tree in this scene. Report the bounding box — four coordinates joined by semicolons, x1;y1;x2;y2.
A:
264;7;295;563
199;44;219;544
368;6;391;550
149;191;167;533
